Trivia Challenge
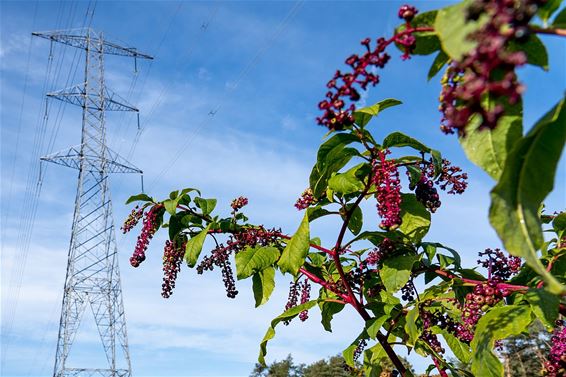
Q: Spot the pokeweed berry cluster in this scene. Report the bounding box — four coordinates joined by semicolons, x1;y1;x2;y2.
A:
439;0;546;134
294;188;316;210
298;280;311;321
366;238;396;266
427;159;468;195
353;338;368;363
231;196;248;212
284;281;300;325
544;320;566;377
413;158;468;212
478;247;522;280
161;240;186;298
372;149;402;230
415;177;441;213
196;242;238;298
129;205;162;268
121;206;144;233
282;278;312;324
196;226;282;298
459;279;509;342
316;5;424;130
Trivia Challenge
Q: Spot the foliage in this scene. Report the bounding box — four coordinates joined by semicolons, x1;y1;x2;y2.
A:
250;354;414;377
123;1;566;376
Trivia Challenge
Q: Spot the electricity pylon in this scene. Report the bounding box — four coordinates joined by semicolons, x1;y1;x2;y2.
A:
33;28;152;377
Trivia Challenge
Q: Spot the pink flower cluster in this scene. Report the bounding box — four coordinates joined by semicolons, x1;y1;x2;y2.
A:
121;206;144;234
230;196;248;212
372;149;402;230
130;205;161;268
294;188;316;210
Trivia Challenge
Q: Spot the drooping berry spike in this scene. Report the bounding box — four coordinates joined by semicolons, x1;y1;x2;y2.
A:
161;240;186;298
372;149;402;230
130;205;162;267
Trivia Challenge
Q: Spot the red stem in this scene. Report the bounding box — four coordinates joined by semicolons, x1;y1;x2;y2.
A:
330;179;408;376
433;357;449;377
537;256;558;289
530;26;566;37
432;268;529;292
299;267;350;302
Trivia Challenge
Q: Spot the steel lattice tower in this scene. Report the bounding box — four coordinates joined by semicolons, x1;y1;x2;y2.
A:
33;28;152;377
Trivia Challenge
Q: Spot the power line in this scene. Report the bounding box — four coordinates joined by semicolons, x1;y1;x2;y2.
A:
124;3;220;161
146;0;304;190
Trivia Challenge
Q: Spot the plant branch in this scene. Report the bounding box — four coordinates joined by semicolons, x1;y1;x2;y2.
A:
432;357;449;377
299;267;350;302
331;178;408;376
530;26;566;37
431;267;529;292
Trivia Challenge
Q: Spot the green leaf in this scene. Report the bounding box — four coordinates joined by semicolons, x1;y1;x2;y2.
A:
460;102;523;180
353;98;402;127
508;34;548;70
430;149;443;178
328;164;365;195
365;315;389;340
382;131;431;152
428;50;449;81
396;10;440;56
435;0;488;60
552;7;566;27
525;289;559;329
404;306;421;346
553;212;566;235
320;300;345;332
306;207;332;222
380;254;419;292
539;0;562;24
235;246;280;280
184;225;210;267
163;199;178;215
471;305;532;377
399;193;431;243
125;193;153;204
490;97;566;294
258;300;318;365
347;206;363;235
440;329;471;364
316;133;360;169
278;213;310;276
348;230;392;247
252;267;275;307
194;197;217;216
312;147;359;198
406;165;422;190
168;213;183;240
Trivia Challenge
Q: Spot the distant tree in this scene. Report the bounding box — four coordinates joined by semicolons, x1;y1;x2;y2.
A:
500;321;550;377
251;354;304;377
251;354;414;377
303;355;351;377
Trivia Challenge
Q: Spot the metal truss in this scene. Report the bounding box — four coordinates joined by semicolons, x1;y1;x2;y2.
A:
33;28;152;377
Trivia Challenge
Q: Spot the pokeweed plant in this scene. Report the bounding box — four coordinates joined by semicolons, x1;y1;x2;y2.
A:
123;1;566;376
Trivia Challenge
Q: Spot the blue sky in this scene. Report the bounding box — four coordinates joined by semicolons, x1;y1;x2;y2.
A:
1;1;565;376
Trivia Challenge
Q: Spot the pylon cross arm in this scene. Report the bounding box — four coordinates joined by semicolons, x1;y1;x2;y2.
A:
32;29;153;60
41;145;142;174
47;85;139;112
